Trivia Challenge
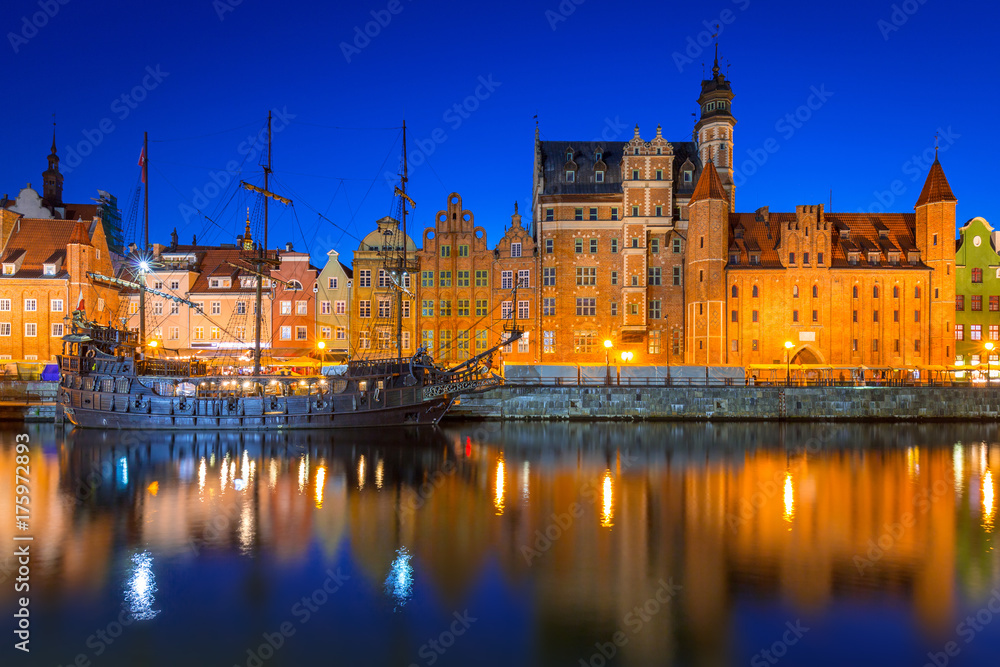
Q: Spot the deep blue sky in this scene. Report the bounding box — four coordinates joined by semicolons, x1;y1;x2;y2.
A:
1;0;995;265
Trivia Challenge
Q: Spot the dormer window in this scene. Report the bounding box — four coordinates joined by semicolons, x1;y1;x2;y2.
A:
868;252;880;265
633;148;639;155
595;150;602;161
683;170;692;183
595;170;604;183
511;243;521;258
566;150;573;161
848;252;860;265
2;265;14;276
566;170;575;182
707;101;716;111
908;251;921;265
656;147;662;155
730;253;739;264
209;277;232;289
43;264;56;276
749;254;760;265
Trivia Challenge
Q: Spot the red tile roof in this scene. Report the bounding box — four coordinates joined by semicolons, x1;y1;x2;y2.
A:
915;159;957;207
68;219;91;246
690;160;729;205
0;218;85;276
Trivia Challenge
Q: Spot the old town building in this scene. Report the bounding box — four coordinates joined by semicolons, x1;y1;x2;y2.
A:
270;242;319;357
0;217;119;361
349;216;417;359
492;203;539;362
316;249;352;360
954;216;999;371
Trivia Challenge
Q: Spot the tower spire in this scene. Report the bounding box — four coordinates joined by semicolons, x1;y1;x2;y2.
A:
713;42;719;78
51;114;57;155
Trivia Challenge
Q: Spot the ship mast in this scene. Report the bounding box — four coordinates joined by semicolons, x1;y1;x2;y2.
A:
139;131;148;350
398;120;407;363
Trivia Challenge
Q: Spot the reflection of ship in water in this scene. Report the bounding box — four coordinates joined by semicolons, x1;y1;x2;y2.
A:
8;423;1000;665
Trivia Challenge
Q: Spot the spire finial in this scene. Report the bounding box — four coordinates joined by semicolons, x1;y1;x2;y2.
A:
934;131;939;160
51;113;57;155
514;201;518;214
712;39;720;78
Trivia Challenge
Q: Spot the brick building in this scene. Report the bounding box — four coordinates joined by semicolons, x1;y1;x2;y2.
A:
492;203;539;362
0;217;119;361
270;242;319;357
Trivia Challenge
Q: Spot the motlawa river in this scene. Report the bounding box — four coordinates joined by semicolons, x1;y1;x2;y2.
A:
1;422;999;667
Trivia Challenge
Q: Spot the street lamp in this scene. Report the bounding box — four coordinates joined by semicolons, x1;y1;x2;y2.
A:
604;339;613;385
620;351;633;362
784;341;794;386
987;341;995;386
317;340;326;350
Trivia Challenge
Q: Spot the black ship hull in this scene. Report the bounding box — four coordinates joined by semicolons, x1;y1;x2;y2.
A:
60;386;454;430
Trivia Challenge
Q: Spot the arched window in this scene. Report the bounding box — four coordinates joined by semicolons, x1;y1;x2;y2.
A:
731;285;738;298
812;285;818;298
595;150;603;161
287;280;303;290
792;285;799;298
566;150;573;161
873;286;879;298
853;285;859;298
752;285;759;298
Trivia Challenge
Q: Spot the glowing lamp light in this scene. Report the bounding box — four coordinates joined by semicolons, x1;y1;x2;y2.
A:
604;339;613;349
148;340;158;348
138;260;151;273
784;341;795;350
620;351;633;362
317;341;326;350
988;342;996;352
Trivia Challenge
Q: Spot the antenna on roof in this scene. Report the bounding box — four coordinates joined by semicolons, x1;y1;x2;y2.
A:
829;189;833;212
934;131;939;159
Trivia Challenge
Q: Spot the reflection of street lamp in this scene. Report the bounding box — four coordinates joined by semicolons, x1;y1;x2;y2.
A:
620;351;634;362
784;341;794;386
987;341;995;386
604;339;613;385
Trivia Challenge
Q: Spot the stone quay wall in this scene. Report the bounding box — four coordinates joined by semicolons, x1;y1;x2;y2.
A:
449;385;1000;421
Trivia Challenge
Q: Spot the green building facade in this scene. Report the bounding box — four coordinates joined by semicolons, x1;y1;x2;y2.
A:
954;217;1000;377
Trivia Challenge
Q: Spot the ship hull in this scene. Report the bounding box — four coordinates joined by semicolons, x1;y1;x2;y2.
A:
61;388;454;430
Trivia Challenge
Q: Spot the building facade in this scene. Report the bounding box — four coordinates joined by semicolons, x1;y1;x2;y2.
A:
954;216;1000;370
316;249;352;359
492;203;539;362
270;242;319;357
349;217;417;359
0;218;119;361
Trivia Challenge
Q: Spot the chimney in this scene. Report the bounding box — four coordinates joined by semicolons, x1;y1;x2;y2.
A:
285;242;293;252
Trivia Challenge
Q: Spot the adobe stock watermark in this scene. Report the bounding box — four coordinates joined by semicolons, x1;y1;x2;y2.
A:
340;0;412;63
750;620;810;667
178;107;296;225
61;65;170;175
922;586;1000;667
878;0;930;41
854;474;951;575
7;0;70;54
671;0;752;73
235;567;350;667
856;127;959;214
381;75;501;191
590;116;628;143
407;610;477;667
213;0;243;21
544;0;586;31
579;578;682;667
730;84;833;188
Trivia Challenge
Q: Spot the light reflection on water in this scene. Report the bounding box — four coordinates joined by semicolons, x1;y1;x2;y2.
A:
3;422;1000;666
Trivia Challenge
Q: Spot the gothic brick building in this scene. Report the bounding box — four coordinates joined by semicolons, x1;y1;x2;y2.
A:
532;51;957;369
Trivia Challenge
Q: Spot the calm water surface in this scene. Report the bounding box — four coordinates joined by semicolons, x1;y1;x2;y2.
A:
2;422;1000;667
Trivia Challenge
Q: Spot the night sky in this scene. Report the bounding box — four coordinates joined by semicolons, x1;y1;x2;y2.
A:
1;0;995;265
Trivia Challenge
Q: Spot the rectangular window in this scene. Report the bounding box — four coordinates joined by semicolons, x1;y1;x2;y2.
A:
632;206;639;217
575;239;583;253
647;267;662;285
439;300;452;316
573;331;596;353
589;208;598;221
575;298;596;316
517;300;529;319
545;239;553;254
441;245;451;258
991;325;999;341
439;271;452;287
328;277;338;289
972;324;983;341
501;271;513;289
545;208;554;222
459;244;469;257
456;331;470;359
956;295;965;311
359;270;371;287
649;300;661;319
475;330;488;351
731;310;738;323
793;310;799;322
402;331;411;350
516;332;530;354
589;239;598;254
280;301;291;315
853;310;858;323
789;252;795;265
476;299;488;316
873;310;879;322
576;267;597;286
0;299;8;312
914;310;920;322
575;208;583;221
335;301;346;315
956;324;965;340
611;208;619;221
378;269;390;288
812;310;818;322
510;243;521;258
402;300;411;318
973;295;983;311
170;302;179;315
648;330;661;354
915;339;921;352
518;270;530;288
24;323;36;337
651;239;659;254
991;296;1000;312
211;327;221;340
475;270;488;286
672;267;681;286
421;330;433;353
632;169;640;180
501;301;513;319
611;271;618;286
803;252;810;265
673;238;682;253
421;271;434;287
50;298;64;312
297;301;308;315
973;268;983;283
543;268;556;286
359;331;370;349
872;339;879;352
24;299;36;312
610;302;618;316
51;323;63;337
457;299;470;316
296;326;308;341
320;301;331;315
543;297;555;316
457;270;470;287
193;326;203;340
359;300;371;318
817;252;824;264
543;330;554;353
377;298;392;318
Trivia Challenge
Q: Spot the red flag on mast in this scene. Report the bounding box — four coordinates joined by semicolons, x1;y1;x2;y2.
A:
138;146;146;183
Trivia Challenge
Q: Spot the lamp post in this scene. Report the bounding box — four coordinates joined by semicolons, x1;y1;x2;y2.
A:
987;341;995;386
604;339;613;385
784;341;794;386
